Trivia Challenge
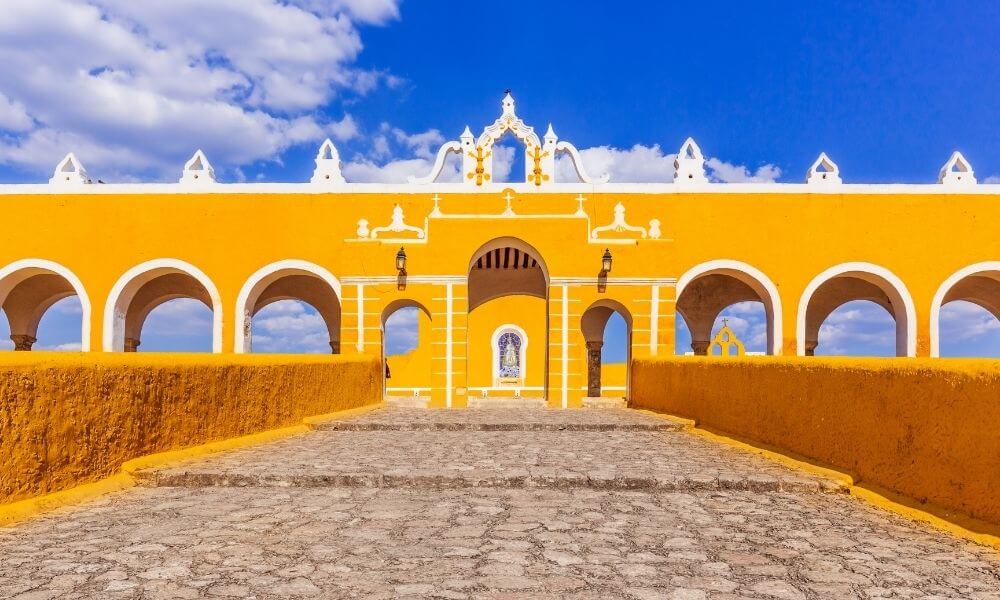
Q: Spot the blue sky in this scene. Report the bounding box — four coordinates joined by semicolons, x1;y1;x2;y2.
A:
1;1;998;357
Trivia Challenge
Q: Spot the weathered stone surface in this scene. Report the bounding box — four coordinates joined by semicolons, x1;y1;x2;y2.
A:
0;407;997;598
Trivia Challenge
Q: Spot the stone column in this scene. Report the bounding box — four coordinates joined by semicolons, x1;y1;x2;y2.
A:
690;340;710;356
586;340;603;397
124;337;140;352
329;340;341;354
11;334;36;351
804;340;818;356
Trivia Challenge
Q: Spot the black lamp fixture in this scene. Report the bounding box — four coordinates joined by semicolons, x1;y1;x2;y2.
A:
601;248;613;274
395;246;407;274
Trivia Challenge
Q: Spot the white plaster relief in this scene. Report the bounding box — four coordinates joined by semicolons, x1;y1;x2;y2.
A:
310;139;346;184
49;153;91;185
806;152;842;185
179;150;216;185
369;204;425;239
591;202;647;239
938;151;977;187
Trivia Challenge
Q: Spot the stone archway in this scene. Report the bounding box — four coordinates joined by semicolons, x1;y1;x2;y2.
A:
581;299;633;399
0;259;91;351
930;262;1000;357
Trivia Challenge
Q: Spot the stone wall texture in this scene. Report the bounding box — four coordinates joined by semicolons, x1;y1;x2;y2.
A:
0;353;381;504
631;357;1000;525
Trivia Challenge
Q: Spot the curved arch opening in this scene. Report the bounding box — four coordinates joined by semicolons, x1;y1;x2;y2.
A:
932;265;1000;357
0;260;90;351
813;299;897;356
105;261;220;352
676;261;782;355
381;300;433;399
798;263;915;357
581;299;633;398
235;261;341;354
467;237;549;401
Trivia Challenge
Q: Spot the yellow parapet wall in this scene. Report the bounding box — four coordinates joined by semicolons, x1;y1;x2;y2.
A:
631;357;1000;526
0;352;381;505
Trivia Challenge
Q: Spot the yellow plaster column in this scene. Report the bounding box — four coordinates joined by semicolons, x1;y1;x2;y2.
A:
429;280;468;408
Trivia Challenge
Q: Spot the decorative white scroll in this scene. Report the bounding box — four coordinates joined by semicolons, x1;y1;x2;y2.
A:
591;203;647;239
407;140;462;184
369;204;426;239
555;140;610;184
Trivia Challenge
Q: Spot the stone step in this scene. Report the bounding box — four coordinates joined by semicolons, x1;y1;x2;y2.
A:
314;407;681;432
384;395;430;409
317;421;678;432
582;396;627;409
136;470;843;494
466;397;547;409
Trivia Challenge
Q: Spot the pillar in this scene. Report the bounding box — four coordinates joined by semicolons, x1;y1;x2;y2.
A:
124;337;140;352
804;340;818;356
586;340;602;397
10;334;35;351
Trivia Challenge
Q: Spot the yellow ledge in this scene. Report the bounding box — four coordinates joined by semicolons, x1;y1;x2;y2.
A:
638;408;1000;551
0;402;384;528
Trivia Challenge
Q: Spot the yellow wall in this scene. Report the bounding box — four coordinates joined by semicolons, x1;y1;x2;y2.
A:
384;305;432;393
631;357;1000;525
0;352;381;504
467;294;547;396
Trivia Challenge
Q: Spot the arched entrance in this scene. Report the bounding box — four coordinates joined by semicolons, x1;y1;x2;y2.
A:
467;237;548;400
581;300;632;398
234;260;341;354
931;262;1000;357
676;260;782;355
104;259;221;352
798;262;916;357
0;259;91;351
381;299;432;399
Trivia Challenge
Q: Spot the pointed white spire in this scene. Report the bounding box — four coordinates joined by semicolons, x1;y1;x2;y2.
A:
49;152;91;185
806;152;842;185
310;138;345;184
544;123;557;143
673;137;707;184
938;151;976;187
179;150;216;184
501;90;516;116
460;126;474;142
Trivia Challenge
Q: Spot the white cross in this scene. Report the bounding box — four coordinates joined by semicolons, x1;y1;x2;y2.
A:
504;191;515;203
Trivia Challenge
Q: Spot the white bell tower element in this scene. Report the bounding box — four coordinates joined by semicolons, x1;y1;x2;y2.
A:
938;151;976;187
49;153;91;185
179;150;216;185
673;138;708;184
310;139;346;184
806;152;842;185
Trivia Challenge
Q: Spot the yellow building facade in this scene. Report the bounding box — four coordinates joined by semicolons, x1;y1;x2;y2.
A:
2;95;999;408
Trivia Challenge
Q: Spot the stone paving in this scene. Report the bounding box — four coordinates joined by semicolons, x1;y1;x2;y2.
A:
0;407;998;599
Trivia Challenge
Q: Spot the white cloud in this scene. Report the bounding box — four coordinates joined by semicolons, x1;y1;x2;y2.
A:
706;157;782;183
0;0;398;180
939;300;1000;342
984;175;1000;184
251;299;331;353
816;300;895;355
555;144;675;183
142;298;213;336
385;306;419;355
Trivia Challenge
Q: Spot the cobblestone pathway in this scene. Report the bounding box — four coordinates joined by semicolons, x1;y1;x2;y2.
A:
1;408;998;599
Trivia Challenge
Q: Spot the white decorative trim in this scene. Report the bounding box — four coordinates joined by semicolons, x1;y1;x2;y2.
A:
103;258;222;352
310;139;346;184
677;260;783;355
938;151;976;187
591;202;648;239
0;259;92;351
806;152;842;185
233;259;343;353
179;150;216;185
649;285;659;355
343;275;466;285
49;153;91;186
796;262;916;357
446;283;454;408
929;261;1000;357
356;284;364;353
407;141;462;184
6;181;1000;195
561;285;569;409
673;138;708;184
550;277;677;286
367;204;425;239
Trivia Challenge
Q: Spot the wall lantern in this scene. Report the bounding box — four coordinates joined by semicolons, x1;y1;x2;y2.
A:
601;248;613;274
395;247;407;274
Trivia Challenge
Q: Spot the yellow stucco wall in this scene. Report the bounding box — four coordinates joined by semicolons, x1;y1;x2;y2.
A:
467;295;547;397
2;189;1000;404
0;352;381;504
630;357;1000;525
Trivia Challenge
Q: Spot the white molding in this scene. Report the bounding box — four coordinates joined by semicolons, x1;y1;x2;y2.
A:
446;283;454;408
0;259;92;351
929;261;1000;357
233;259;343;353
550;277;677;286
649;285;659;355
561;285;569;409
676;259;783;355
5;181;1000;195
796;262;916;357
356;283;365;353
103;258;222;352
